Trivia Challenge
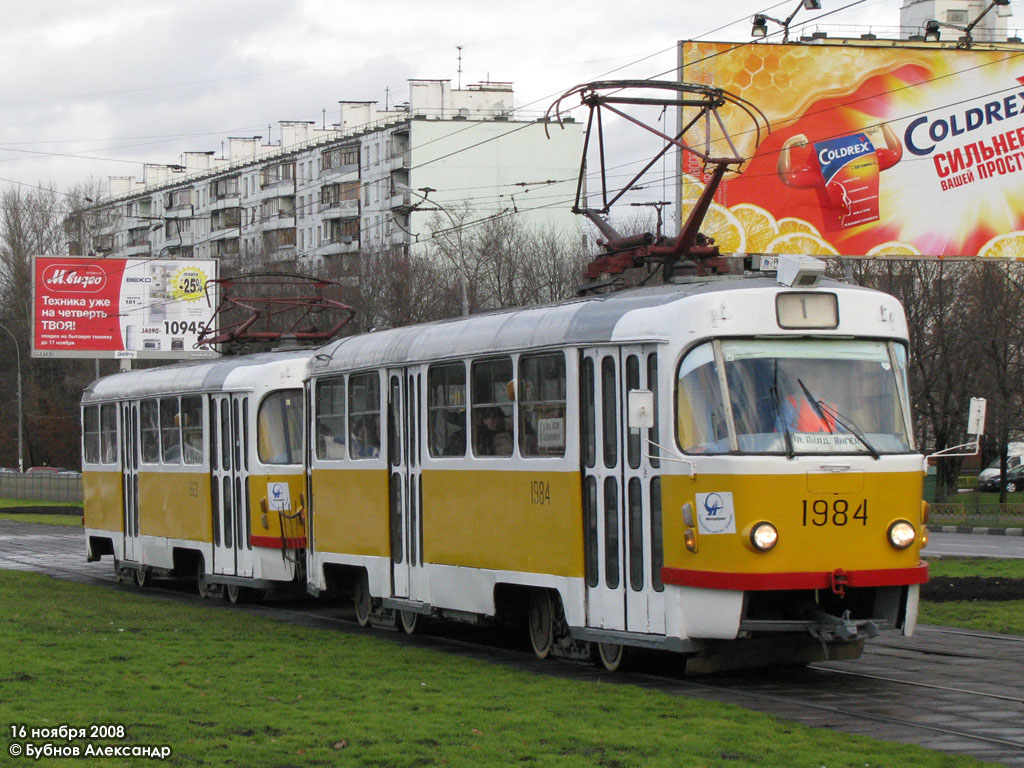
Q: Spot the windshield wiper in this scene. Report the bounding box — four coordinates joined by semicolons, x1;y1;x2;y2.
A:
772;361;794;458
797;378;880;460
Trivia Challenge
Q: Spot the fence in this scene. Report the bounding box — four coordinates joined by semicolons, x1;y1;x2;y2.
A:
929;501;1024;528
0;472;83;504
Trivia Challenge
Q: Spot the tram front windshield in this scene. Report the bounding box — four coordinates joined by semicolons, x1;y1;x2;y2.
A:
676;339;912;455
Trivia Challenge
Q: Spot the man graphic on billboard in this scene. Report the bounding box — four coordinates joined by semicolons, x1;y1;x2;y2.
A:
777;123;902;232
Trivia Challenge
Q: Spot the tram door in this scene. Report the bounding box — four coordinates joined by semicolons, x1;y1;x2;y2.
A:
121;402;140;563
211;394;253;578
581;346;664;634
387;369;424;601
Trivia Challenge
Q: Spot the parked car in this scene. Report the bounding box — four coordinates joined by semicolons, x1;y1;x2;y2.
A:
977;443;1024;485
978;464;1024;493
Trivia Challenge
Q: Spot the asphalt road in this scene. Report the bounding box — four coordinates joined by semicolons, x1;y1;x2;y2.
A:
925;530;1024;558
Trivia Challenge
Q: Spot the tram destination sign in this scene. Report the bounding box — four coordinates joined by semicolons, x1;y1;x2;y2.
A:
678;40;1024;259
32;256;219;360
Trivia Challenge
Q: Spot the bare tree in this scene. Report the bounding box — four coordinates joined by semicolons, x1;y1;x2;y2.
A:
851;259;985;500
0;184;102;469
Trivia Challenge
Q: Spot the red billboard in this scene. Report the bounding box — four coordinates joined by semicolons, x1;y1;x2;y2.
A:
679;40;1024;258
33;257;218;359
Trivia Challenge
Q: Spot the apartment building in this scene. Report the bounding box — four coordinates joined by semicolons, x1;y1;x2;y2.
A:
71;80;585;273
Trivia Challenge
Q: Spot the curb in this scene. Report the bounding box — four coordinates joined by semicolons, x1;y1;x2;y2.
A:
927;525;1024;536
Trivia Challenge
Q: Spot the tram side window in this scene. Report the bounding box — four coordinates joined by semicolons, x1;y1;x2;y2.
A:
160;397;182;463
140;399;160;464
676;342;729;453
100;404;118;464
82;406;100;465
316;378;346;460
472;357;514;457
427;363;466;457
258;390;303;465
180;396;203;465
348;373;381;460
519;353;565;457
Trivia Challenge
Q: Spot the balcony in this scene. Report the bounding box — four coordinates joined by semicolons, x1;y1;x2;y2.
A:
321;199;359;218
320;238;359;257
320;162;359;181
123;241;152;257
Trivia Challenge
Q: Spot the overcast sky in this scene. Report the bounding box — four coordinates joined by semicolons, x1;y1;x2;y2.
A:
0;0;924;199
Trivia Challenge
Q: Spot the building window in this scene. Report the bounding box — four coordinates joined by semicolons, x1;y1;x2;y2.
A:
260;162;295;187
321;145;359;170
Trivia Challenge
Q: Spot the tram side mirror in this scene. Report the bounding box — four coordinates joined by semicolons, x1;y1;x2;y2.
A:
628;389;655;431
967;397;987;436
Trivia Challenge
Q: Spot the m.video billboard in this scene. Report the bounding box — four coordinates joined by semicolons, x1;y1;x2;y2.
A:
33;257;218;359
678;40;1024;258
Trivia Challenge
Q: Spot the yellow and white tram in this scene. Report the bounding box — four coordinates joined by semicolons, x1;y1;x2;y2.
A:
81;269;927;669
304;274;927;670
82;350;309;601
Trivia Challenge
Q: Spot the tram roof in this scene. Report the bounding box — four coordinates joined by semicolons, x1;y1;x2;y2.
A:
81;348;312;403
309;277;874;375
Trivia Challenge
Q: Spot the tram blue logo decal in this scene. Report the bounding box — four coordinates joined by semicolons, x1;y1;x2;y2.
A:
268;482;292;512
695;492;735;535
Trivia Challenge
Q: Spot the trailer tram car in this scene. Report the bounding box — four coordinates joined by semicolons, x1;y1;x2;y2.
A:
82;350;310;601
305;273;928;671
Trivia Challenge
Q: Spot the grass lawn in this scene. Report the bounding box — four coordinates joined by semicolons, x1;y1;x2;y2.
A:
918;600;1024;634
919;557;1024;634
926;556;1024;579
0;497;81;508
0;571;988;768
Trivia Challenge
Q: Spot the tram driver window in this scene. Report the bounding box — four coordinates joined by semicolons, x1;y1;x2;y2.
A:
676;343;729;453
257;390;303;465
427;363;466;457
472;357;513;457
519;353;565;457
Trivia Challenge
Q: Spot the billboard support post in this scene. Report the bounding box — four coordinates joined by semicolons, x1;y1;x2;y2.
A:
0;320;24;473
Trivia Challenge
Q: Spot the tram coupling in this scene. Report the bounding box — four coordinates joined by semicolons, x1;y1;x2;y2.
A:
805;607;880;643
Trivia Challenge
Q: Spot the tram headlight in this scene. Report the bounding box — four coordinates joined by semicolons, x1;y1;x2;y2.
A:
750;521;778;552
887;520;916;549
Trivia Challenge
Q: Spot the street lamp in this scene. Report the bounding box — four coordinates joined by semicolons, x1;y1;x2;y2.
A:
924;0;1011;48
751;0;822;43
0;321;24;473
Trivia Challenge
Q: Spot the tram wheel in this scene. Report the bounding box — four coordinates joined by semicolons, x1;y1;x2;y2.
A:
353;573;371;627
225;584;242;604
596;642;630;672
527;590;554;659
398;610;420;635
134;567;149;588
